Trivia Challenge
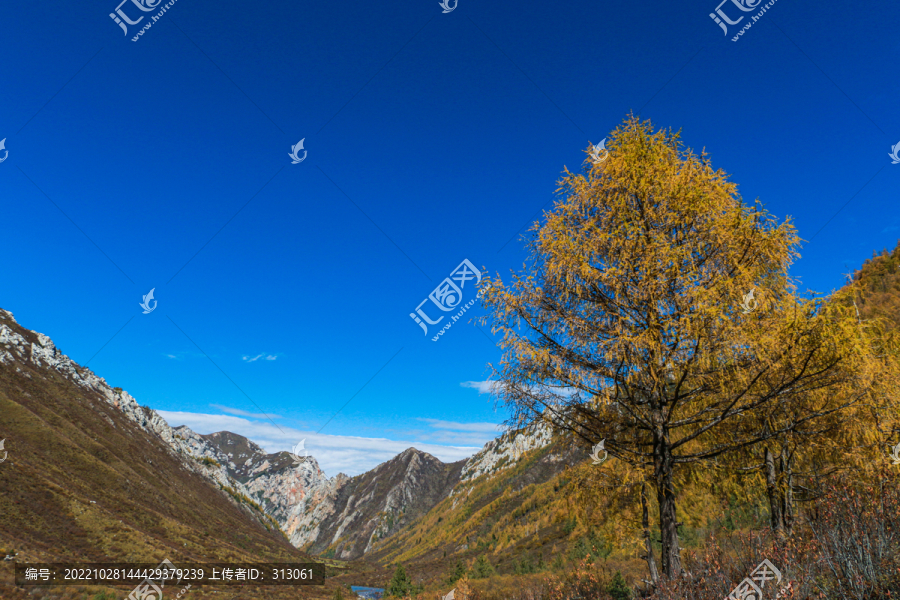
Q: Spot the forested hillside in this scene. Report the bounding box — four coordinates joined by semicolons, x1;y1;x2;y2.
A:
854;240;900;331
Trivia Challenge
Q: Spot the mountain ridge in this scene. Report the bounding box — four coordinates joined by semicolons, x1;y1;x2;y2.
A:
0;305;563;574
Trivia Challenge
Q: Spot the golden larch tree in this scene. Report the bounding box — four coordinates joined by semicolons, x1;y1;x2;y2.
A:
480;116;887;579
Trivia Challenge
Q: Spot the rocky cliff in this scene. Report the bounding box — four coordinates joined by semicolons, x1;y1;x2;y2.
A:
302;448;465;560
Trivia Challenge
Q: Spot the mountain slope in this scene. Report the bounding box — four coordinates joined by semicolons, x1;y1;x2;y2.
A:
191;428;351;550
366;431;586;566
0;307;303;567
305;448;465;561
853;240;900;332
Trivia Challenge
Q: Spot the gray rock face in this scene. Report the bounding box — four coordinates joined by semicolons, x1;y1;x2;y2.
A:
303;447;464;560
459;425;553;483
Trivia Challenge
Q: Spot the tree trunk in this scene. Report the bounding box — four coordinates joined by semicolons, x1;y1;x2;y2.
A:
782;449;794;535
653;433;682;578
641;482;660;585
764;447;786;541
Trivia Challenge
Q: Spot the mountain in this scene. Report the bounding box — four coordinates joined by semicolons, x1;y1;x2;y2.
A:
0;308;309;574
365;430;587;567
287;425;575;566
184;427;351;551
304;448;465;561
183;417;568;569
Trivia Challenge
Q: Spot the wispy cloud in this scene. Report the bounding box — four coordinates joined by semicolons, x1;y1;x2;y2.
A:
462;379;579;398
242;353;278;363
210;404;282;420
418;418;501;433
411;418;504;448
460;380;501;394
156;411;482;477
164;350;205;360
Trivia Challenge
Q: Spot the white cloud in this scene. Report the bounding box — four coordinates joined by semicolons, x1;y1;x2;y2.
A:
242;353;278;363
460;380;501;394
156;411;482;477
461;379;579;398
166;354;178;359
415;429;502;446
210;404;282;420
418;418;501;433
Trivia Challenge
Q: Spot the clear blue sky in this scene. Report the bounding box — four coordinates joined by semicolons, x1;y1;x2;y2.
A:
2;0;898;475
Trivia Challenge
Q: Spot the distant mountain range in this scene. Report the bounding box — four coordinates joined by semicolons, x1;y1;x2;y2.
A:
0;306;580;574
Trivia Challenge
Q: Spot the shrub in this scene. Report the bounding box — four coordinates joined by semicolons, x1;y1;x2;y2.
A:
448;560;467;584
648;472;900;600
606;571;631;600
551;554;565;571
513;555;543;575
469;555;495;579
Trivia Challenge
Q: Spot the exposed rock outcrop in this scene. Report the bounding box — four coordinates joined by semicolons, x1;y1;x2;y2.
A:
304;447;464;560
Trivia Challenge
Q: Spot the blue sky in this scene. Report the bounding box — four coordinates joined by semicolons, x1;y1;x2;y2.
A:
1;0;898;476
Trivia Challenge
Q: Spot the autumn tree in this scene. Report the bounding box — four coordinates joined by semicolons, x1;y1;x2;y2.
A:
738;251;900;541
480;116;888;580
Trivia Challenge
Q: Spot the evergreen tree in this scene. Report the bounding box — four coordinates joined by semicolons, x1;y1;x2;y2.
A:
607;571;632;600
447;560;467;584
551;554;565;572
468;555;495;579
387;564;413;598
